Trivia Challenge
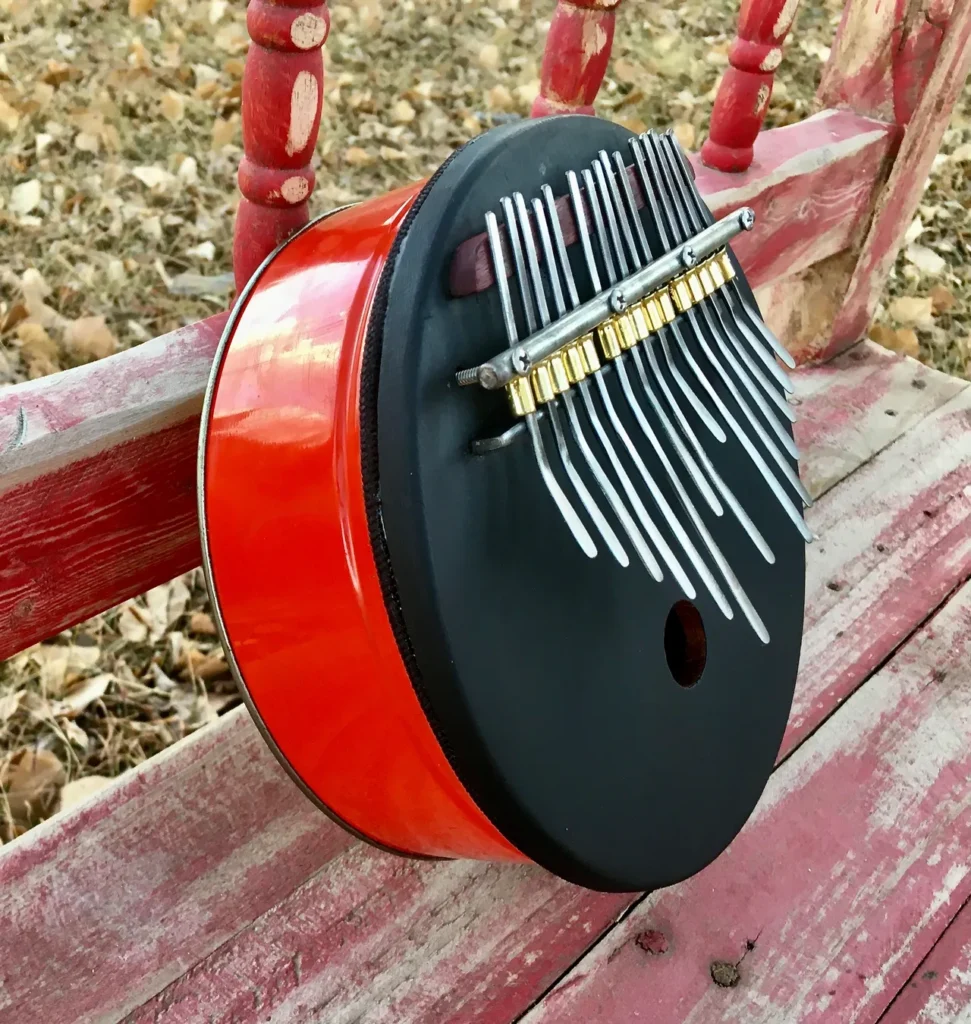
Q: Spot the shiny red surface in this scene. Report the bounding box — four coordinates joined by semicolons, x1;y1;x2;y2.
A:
204;187;524;861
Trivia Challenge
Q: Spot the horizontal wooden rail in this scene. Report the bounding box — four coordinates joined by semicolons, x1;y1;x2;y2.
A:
0;110;896;660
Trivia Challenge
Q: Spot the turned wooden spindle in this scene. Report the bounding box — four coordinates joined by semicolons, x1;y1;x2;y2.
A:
531;0;623;118
234;0;329;290
700;0;802;172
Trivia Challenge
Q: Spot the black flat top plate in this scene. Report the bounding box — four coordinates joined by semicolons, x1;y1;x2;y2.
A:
363;116;805;892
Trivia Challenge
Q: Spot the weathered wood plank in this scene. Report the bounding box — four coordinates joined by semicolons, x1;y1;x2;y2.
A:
824;0;971;357
58;354;960;1023
879;896;971;1024
523;578;971;1024
0;314;225;661
0;706;354;1022
793;342;967;499
450;110;897;305
818;0;956;126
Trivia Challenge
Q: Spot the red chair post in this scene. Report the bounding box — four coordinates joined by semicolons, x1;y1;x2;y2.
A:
234;0;329;290
531;0;622;118
700;0;802;172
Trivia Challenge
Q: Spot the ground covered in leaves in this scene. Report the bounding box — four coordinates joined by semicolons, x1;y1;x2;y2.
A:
0;0;969;839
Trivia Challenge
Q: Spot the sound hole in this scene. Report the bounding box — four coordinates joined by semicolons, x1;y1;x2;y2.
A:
664;601;707;688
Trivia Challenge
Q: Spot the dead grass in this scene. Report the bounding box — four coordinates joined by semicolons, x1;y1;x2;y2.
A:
0;0;968;837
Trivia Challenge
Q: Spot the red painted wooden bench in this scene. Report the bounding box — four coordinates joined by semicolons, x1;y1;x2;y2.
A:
2;0;971;1020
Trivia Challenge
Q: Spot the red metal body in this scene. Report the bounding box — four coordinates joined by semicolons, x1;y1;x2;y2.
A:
203;186;523;862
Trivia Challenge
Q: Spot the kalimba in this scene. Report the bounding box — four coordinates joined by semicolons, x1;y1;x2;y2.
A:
199;115;809;893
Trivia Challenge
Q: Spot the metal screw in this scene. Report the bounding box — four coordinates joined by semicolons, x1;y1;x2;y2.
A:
740;208;755;230
513;348;531;374
610;289;628;313
681;245;697;268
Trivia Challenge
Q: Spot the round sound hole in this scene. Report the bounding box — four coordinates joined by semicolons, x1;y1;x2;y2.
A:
664;601;707;688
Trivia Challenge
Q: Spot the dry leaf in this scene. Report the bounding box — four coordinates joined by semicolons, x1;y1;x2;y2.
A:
52;674;111;717
392;99;416;124
0;302;28;333
673;121;696;150
128;0;154;16
74;131;100;153
132;165;176;190
177;155;199;184
118;604;150;643
486;84;514;111
515;80;540;107
930;284;957;313
9;179;41;215
478;43;500;71
1;748;66;825
181;649;230;681
63;316;117;361
211;116;237;149
905;244;947;276
214;22;249;53
344;146;374;166
186;240;215;260
16;321;60;376
904;216;924;244
891;327;920;358
613;59;640;85
161;91;186;123
0;95;20;133
58;775;112;813
0;691;24;723
189;611;217;635
889;295;934;327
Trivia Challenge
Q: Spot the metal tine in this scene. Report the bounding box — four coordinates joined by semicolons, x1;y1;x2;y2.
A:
617;151;729;446
584;168;734;616
512;194;630;567
606;152;775;562
489;207;598;558
534;192;665;578
643;132;802;466
565;172;693;592
651;138;796;424
661;133;798;373
638;134;814;512
597;153;723;516
592;159;631;278
596;152;772;638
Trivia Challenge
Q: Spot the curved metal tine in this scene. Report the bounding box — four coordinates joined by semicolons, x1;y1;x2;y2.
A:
611;150;653;263
623;140;728;444
646;132;796;423
653;138;795;401
595;153;636;273
539;187;663;577
547;185;665;579
640;133;812;508
565;174;696;590
594;153;723;516
542;184;581;308
664;328;813;540
582;168;618;284
532;194;671;575
585;171;729;606
487;209;597;558
639;340;775;563
661;132;797;371
594;158;772;631
513;194;629;566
